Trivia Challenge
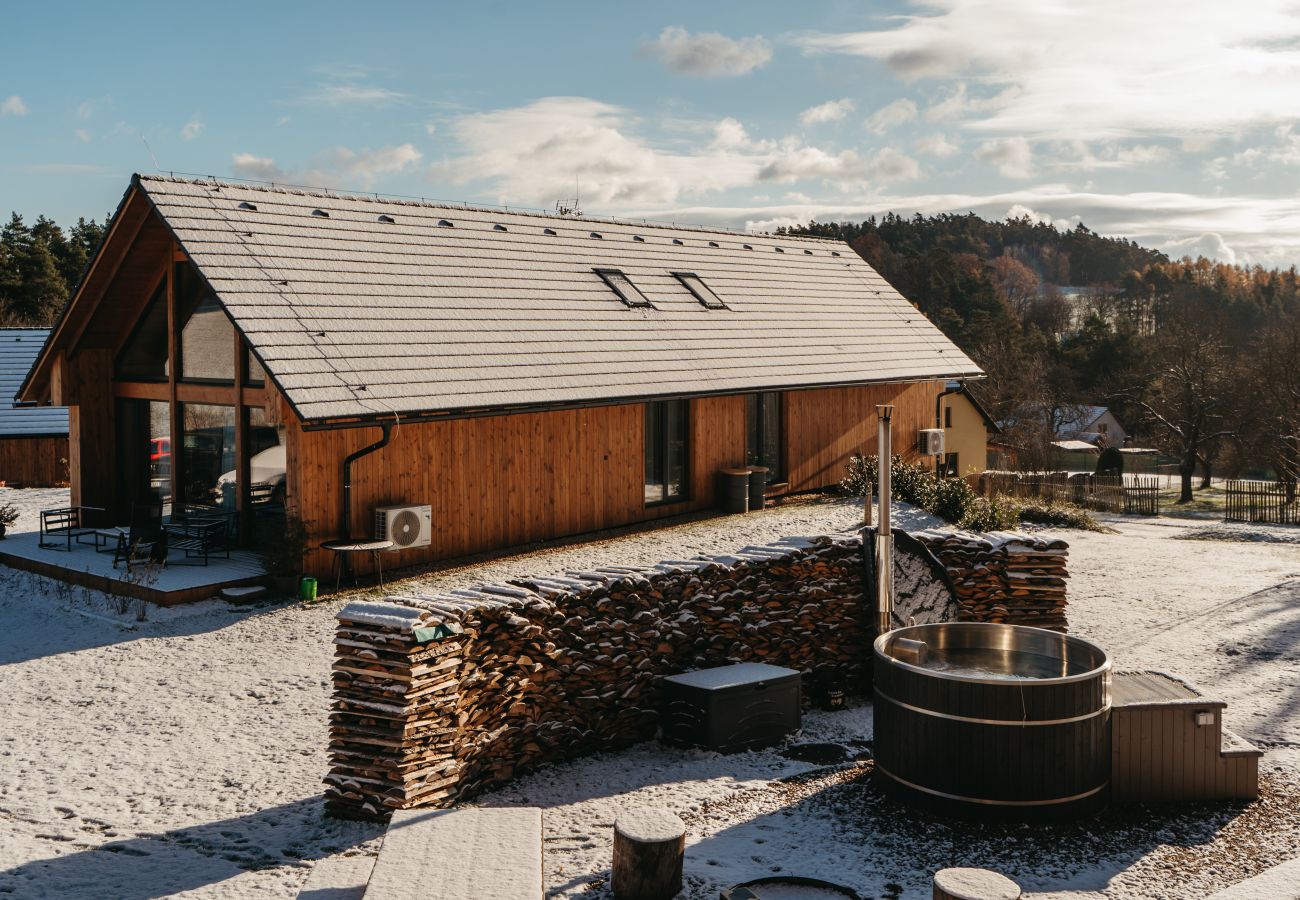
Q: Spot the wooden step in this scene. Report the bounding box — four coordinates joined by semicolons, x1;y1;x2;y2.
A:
363;807;542;900
297;853;376;899
1219;727;1263;759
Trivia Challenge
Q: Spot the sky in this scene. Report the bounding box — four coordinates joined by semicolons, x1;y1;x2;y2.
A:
2;0;1300;269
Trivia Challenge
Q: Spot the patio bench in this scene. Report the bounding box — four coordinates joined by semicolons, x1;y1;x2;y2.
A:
38;506;105;551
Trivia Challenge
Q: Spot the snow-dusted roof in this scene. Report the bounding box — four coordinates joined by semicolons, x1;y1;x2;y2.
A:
136;175;981;422
1;329;67;437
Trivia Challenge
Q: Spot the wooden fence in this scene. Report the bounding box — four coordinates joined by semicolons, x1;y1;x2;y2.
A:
1224;480;1299;525
977;472;1160;516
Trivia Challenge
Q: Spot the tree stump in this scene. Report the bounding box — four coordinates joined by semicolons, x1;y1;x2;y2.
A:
612;807;685;900
933;867;1021;900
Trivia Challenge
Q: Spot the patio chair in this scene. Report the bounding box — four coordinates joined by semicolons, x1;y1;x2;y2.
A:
38;506;105;551
164;504;232;566
111;500;168;571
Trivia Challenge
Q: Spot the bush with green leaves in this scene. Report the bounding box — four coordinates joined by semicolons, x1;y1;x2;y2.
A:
839;455;1098;532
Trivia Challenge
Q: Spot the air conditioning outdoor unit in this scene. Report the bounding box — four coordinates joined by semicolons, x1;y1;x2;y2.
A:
918;428;946;456
374;504;433;550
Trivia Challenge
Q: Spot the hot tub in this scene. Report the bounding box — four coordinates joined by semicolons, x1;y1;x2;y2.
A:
873;622;1111;818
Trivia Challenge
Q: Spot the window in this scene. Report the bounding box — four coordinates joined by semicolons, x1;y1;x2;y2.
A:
645;400;688;504
673;272;727;310
1098;422;1109;434
177;263;236;382
595;268;654;309
746;392;783;482
944;406;953;429
179;403;238;510
116;283;170;380
245;343;266;387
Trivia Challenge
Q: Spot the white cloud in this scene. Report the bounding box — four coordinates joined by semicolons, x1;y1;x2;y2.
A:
231;153;283;180
2;95;28;116
975;137;1034;177
865;98;918;133
434;97;916;209
796;1;1300;141
915;132;959;157
1161;232;1237;264
424;121;438;137
74;128;90;143
643;26;772;76
800;98;855;126
306;76;408;105
231;143;422;188
1049;141;1171;171
181;118;204;141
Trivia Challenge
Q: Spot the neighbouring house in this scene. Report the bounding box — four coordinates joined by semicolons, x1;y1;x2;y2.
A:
18;175;981;576
1056;405;1128;448
938;381;1001;476
1;328;69;486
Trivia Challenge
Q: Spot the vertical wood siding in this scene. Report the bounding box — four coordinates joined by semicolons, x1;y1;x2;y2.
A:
0;436;70;487
293;381;940;575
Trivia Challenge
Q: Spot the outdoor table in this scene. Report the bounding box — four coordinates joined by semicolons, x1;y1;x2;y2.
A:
321;538;394;591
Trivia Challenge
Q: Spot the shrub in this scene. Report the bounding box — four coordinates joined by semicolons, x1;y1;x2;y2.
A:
958;494;1021;532
1016;501;1107;532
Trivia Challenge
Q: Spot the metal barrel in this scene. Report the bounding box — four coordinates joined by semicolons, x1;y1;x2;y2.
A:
747;466;769;511
718;468;750;514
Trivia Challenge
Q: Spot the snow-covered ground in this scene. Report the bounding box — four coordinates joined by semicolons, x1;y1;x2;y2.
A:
1;488;1298;898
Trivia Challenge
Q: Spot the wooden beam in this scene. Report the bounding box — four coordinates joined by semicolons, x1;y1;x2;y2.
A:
235;331;250;542
113;381;169;401
64;191;153;357
166;245;180;513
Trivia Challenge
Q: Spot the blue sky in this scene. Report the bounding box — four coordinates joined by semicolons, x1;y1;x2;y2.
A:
3;0;1300;267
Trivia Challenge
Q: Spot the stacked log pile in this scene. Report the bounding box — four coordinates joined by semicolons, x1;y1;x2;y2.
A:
326;528;1070;820
911;530;1069;631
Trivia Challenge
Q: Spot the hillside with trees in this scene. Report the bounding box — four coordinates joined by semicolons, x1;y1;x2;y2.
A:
785;214;1300;499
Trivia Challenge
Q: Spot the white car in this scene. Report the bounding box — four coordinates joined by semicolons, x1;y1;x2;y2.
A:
216;444;286;504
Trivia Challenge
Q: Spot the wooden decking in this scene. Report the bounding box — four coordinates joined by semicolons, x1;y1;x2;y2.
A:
1111;670;1262;803
0;530;266;606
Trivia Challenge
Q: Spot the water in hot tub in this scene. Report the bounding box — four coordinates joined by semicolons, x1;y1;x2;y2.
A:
915;646;1093;680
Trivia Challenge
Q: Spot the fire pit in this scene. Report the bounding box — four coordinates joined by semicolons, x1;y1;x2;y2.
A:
873;622;1111;818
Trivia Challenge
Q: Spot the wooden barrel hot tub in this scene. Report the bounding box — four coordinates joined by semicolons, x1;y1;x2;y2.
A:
873;622;1111;819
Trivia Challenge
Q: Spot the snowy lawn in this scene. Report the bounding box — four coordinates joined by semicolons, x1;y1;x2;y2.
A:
1;489;1298;898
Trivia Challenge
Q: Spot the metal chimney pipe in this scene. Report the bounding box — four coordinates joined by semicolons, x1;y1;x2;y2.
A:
876;404;895;635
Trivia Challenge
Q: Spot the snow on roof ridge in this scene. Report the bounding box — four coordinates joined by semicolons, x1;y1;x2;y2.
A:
136;173;845;244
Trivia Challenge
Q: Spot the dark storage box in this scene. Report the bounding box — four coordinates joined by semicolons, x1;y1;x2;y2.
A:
661;663;801;752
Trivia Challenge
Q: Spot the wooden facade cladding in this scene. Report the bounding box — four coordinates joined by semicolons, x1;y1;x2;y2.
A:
291;380;941;575
0;436;70;487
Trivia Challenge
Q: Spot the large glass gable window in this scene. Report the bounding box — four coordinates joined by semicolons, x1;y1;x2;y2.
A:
746;392;783;482
115;283;170;380
177;263;235;382
645;399;688;504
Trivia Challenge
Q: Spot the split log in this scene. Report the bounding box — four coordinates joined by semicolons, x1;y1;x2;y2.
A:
612;807;685;900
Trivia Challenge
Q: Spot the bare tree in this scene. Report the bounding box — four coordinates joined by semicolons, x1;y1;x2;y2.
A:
1125;319;1236;503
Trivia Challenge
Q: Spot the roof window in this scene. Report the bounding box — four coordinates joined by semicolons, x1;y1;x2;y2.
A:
378;214;395;224
804;249;813;255
743;243;753;250
238;201;257;211
831;251;841;257
673;272;727;310
672;238;684;246
774;247;785;253
594;268;655;310
312;209;330;218
543;227;557;236
494;224;508;231
590;231;603;239
633;235;646;242
708;241;719;248
438;219;454;227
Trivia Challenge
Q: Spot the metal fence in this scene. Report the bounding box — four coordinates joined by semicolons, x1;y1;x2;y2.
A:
1224;480;1299;525
977;472;1161;516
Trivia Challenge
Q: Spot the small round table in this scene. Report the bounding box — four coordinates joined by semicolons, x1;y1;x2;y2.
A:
320;539;394;591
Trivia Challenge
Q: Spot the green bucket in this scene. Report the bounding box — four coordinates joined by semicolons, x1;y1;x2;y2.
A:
298;576;318;601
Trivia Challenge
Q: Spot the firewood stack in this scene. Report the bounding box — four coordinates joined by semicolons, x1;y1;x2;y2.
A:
911;530;1069;631
325;529;1071;820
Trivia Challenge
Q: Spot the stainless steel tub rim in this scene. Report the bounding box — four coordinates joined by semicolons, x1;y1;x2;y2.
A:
873;622;1111;686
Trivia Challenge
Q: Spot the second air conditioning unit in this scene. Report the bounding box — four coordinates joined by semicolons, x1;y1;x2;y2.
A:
918;429;946;456
374;504;433;550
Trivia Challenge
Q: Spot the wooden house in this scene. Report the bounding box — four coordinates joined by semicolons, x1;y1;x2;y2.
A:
18;175;981;576
1;328;69;486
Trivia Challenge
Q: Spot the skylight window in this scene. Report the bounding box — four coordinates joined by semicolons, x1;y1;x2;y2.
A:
594;268;654;309
673;272;727;310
